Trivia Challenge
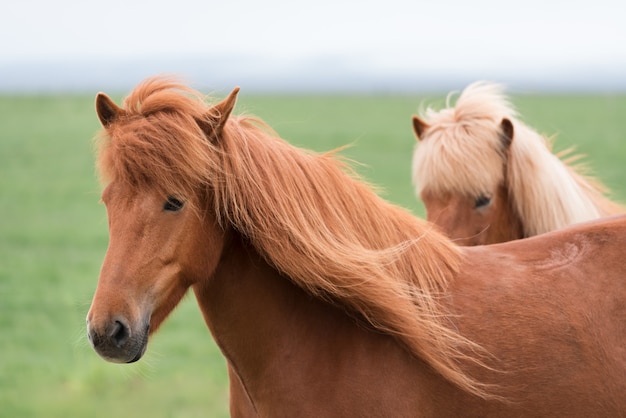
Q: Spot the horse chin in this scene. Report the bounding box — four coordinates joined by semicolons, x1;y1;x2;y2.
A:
101;331;148;364
123;323;149;364
126;342;148;363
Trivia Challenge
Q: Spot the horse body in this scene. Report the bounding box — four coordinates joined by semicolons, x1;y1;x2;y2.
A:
86;77;626;417
412;82;623;245
193;218;626;417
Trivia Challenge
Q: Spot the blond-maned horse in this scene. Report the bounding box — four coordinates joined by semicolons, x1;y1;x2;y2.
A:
412;81;623;245
87;77;626;417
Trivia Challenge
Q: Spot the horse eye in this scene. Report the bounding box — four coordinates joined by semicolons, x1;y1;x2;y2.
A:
474;194;492;209
163;196;184;212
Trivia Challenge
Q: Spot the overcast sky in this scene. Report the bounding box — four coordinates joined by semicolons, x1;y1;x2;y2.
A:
2;0;625;91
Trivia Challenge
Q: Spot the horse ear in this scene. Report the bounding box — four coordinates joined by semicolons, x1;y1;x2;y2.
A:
412;116;429;141
95;93;124;127
214;86;240;124
500;118;514;151
198;87;240;140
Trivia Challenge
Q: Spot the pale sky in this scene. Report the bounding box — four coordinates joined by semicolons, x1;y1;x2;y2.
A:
2;0;625;90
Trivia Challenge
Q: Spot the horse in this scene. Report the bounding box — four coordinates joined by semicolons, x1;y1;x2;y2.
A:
411;81;624;245
86;77;626;417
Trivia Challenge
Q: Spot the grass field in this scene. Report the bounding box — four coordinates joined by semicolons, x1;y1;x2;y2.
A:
1;90;625;417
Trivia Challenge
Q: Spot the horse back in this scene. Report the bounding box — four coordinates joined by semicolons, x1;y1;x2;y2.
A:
450;214;626;415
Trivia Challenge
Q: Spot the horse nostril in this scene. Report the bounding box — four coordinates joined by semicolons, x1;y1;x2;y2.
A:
109;320;130;348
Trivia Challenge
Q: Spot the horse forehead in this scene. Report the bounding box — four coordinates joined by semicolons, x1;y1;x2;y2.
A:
103;182;162;214
413;139;504;197
422;189;467;206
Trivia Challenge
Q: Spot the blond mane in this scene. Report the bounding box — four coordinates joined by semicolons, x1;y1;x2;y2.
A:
96;77;495;398
412;81;623;237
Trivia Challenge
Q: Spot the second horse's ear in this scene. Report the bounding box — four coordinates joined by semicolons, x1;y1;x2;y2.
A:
412;116;429;141
95;93;124;127
500;118;514;151
196;87;240;141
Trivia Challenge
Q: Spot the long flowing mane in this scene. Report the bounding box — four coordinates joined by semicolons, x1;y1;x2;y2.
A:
412;81;623;236
96;77;494;398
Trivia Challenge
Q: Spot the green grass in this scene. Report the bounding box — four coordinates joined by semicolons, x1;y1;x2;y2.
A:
1;91;625;417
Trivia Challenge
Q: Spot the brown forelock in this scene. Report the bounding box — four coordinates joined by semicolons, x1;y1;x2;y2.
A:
95;77;227;209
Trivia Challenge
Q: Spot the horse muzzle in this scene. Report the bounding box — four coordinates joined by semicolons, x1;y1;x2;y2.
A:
86;316;150;363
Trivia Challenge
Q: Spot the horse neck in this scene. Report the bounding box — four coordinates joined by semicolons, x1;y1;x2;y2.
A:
492;184;525;242
191;232;375;399
190;232;470;414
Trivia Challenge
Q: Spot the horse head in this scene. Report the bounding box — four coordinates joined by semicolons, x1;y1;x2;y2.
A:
86;84;239;363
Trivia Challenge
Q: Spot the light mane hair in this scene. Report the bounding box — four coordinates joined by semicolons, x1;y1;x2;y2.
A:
412;81;623;237
96;77;496;398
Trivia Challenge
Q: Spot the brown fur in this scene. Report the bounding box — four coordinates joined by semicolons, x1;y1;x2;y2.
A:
87;77;626;416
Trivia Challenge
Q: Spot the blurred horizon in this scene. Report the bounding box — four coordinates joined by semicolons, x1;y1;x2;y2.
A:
2;53;626;94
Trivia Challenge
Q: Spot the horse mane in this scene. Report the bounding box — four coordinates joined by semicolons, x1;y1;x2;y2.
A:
412;81;623;237
96;76;496;398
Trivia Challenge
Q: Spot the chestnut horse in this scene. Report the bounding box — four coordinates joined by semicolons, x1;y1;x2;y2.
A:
412;82;623;245
87;77;626;417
